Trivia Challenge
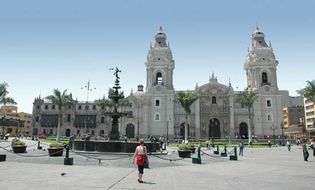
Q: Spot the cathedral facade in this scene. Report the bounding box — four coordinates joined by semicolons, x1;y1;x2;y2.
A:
32;27;301;140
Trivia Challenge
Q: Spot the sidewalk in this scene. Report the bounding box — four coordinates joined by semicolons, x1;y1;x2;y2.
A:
1;141;315;190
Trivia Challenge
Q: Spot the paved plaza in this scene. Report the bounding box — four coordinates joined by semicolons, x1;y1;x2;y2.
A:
1;139;315;190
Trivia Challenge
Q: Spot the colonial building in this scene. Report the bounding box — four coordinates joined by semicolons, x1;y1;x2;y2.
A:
32;27;301;140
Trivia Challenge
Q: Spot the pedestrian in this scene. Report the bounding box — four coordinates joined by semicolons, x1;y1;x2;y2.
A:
302;143;309;161
268;140;272;148
310;139;315;157
239;141;244;156
286;141;291;152
133;139;147;183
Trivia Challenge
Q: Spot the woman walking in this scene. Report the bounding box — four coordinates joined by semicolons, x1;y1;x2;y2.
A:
134;139;147;183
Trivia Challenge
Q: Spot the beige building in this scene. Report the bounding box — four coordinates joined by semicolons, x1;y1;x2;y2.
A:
282;106;305;138
304;98;315;138
0;105;32;136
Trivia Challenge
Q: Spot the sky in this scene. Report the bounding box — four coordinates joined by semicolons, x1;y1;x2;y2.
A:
1;0;315;113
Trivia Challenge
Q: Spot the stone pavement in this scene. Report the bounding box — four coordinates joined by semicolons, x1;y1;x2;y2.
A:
1;139;315;190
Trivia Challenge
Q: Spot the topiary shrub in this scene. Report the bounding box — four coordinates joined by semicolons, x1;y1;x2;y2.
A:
12;140;26;146
49;142;64;149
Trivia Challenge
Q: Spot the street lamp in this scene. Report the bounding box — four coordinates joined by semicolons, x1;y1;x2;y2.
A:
81;80;96;137
280;121;284;146
270;124;277;145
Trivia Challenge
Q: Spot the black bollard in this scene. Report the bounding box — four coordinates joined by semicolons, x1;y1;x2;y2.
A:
37;141;42;150
229;146;238;160
0;154;6;162
221;145;227;157
64;144;73;165
192;146;201;164
214;145;219;155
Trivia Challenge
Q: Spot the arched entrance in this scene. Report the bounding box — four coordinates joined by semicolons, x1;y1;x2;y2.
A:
209;118;220;139
100;130;104;137
180;122;190;139
239;122;248;139
126;123;135;138
65;129;71;137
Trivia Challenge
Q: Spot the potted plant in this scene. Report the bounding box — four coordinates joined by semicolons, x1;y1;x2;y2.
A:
48;142;64;157
187;144;196;153
178;144;192;158
11;139;27;153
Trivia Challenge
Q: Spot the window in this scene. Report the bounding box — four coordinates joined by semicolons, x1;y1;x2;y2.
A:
158;58;160;61
266;99;272;107
93;105;96;110
91;130;95;136
155;113;160;121
212;96;217;104
262;72;268;84
155;99;160;107
37;105;40;109
101;117;105;123
35;116;39;122
45;105;48;110
68;105;71;109
52;105;55;109
85;105;89;110
78;105;82;110
101;105;105;110
67;114;71;122
267;114;272;121
155;72;163;85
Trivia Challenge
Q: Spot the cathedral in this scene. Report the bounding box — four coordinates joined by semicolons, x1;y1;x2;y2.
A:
32;27;301;140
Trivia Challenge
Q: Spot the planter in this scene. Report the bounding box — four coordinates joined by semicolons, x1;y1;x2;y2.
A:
48;148;64;157
12;145;27;153
178;150;191;158
0;154;6;162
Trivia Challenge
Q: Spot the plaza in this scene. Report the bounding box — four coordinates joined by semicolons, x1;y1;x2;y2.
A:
1;138;315;190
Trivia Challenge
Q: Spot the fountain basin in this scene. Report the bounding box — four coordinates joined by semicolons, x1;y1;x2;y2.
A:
70;140;160;153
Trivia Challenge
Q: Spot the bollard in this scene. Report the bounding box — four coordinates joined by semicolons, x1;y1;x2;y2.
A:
0;154;6;162
214;145;219;155
37;141;42;150
221;145;227;157
229;146;238;160
64;144;73;165
192;146;201;164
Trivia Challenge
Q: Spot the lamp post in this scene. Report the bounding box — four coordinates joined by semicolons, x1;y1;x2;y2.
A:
280;121;284;146
81;80;96;137
270;124;277;145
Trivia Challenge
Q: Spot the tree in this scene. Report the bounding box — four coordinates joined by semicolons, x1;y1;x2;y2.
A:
237;90;258;144
0;82;17;137
45;89;72;142
175;91;198;143
297;80;315;104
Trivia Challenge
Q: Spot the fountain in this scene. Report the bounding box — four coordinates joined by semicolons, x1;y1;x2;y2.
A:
71;67;159;153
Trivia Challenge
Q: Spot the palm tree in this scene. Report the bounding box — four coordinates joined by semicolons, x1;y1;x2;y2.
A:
237;90;258;144
297;80;315;132
0;82;17;137
45;89;72;142
297;80;315;103
175;91;198;143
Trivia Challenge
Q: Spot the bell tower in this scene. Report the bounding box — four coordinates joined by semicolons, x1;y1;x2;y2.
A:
244;27;279;92
243;27;282;138
146;27;175;91
144;27;175;138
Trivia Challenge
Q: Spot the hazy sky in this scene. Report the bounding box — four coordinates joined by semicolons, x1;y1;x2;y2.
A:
1;0;314;113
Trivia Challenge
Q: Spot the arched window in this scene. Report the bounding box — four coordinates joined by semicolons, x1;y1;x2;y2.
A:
267;114;272;121
155;113;160;121
155;72;163;85
212;96;217;104
262;72;268;84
